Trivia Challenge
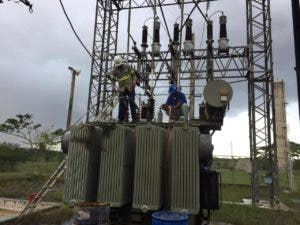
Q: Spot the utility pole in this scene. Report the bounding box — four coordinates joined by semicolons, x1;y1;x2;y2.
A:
66;67;80;130
291;0;300;120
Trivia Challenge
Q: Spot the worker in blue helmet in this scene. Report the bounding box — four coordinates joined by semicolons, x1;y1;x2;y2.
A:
161;84;189;122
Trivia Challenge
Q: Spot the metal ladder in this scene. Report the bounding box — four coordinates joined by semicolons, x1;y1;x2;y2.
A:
95;93;118;121
16;93;117;222
17;155;68;221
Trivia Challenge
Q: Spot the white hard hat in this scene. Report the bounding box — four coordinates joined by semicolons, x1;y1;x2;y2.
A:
114;55;123;67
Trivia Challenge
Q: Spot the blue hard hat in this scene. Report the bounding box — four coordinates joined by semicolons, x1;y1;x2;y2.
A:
168;84;178;93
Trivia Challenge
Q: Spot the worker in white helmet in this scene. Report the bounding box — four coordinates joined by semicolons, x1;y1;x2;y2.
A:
110;55;139;122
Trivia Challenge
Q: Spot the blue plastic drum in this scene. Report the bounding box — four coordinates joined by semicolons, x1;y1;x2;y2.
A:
152;211;188;225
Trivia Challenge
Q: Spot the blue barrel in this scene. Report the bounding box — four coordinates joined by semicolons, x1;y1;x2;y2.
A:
152;211;188;225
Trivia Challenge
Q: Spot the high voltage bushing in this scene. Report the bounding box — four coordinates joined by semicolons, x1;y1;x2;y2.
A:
169;23;179;57
173;23;179;44
141;25;148;49
147;98;155;122
206;20;214;80
152;19;161;57
184;19;194;53
218;15;229;55
207;20;213;43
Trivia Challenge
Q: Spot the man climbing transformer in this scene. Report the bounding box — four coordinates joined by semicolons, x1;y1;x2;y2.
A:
110;55;139;122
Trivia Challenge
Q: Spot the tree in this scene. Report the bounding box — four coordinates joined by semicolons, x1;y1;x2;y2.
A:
0;114;63;150
0;0;33;13
34;126;64;151
289;141;300;159
0;114;41;149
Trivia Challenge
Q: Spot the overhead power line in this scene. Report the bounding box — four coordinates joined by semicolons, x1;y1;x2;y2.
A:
59;0;93;58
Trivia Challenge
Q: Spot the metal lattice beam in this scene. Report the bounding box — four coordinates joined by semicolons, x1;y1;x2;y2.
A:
86;0;119;122
86;0;279;206
115;0;216;10
247;0;278;205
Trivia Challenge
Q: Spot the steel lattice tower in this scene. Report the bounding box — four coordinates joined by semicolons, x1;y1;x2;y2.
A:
86;0;119;121
247;0;278;204
86;0;278;205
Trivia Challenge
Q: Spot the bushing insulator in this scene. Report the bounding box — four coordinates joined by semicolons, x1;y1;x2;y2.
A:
185;19;193;41
207;20;213;41
142;25;148;48
154;20;160;43
173;23;179;43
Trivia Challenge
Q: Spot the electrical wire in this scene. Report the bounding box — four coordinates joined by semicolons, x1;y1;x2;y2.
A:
199;19;206;49
157;0;172;41
192;0;208;22
178;5;197;34
59;0;93;59
198;4;208;50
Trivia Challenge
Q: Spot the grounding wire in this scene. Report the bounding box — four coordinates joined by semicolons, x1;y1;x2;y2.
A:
59;0;93;59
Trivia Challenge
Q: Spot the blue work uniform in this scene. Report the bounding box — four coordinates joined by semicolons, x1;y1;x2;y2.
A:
165;91;188;120
166;91;187;106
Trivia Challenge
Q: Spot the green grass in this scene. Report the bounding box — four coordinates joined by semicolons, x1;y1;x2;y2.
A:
219;168;300;192
212;204;300;225
293;169;300;191
0;161;64;202
219;168;300;210
15;205;73;225
15;204;300;225
0;161;60;179
1;161;300;224
218;168;251;185
221;185;252;202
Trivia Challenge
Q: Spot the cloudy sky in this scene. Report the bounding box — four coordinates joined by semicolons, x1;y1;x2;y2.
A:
0;0;299;156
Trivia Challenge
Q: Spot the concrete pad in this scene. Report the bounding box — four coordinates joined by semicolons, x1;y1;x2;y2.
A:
0;198;60;224
0;209;19;223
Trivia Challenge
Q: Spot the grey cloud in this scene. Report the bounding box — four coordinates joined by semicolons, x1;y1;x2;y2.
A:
0;0;298;139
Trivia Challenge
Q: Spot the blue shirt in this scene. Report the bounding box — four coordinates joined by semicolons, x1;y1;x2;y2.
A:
166;91;187;106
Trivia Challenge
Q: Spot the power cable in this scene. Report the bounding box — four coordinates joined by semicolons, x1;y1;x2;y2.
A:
59;0;93;59
198;5;208;50
157;0;172;41
199;20;206;49
192;0;208;22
